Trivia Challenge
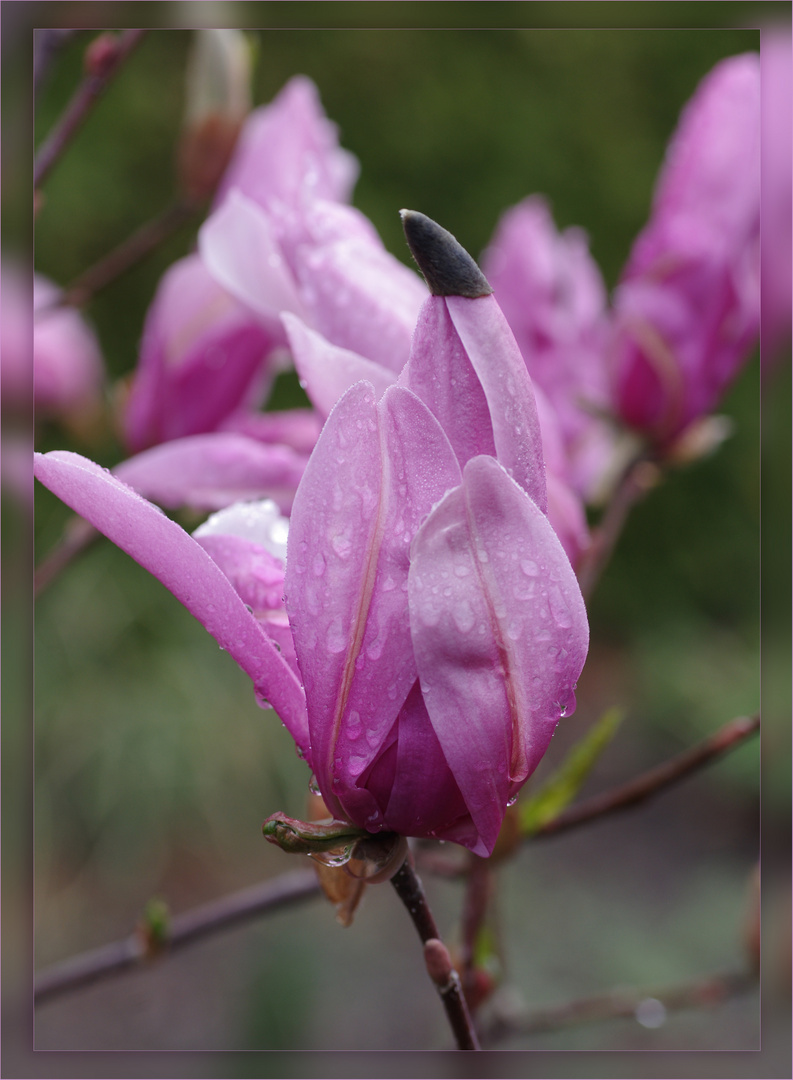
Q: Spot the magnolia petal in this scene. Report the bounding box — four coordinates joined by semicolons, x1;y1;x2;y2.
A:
199;191;307;323
33;450;309;751
215;75;359;210
381;682;484;853
329;385;461;818
296;238;427;373
402;295;497;466
194;532;300;678
284;382;385;823
114;433;308;514
122;253;277;452
409;455;588;854
220;407;323;456
446;294;547;513
285;381;461;828
282;312;396;417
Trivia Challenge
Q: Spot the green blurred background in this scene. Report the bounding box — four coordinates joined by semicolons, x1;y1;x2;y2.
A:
25;7;789;1071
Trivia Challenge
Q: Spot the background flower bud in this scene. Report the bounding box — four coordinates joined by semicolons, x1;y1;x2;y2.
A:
178;29;251;204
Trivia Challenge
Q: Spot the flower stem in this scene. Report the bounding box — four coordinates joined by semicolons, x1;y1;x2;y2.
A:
390;857;481;1050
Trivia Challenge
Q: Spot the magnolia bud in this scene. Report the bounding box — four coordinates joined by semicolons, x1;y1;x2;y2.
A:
178;30;251;205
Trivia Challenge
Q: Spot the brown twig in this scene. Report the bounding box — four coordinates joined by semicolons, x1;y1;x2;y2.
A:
530;713;760;840
33;716;759;1011
415;712;761;878
577;452;660;601
34;29;147;189
34;515;99;597
34;29;80;100
390;857;481;1050
480;967;756;1045
34;868;320;1005
39;198;198;314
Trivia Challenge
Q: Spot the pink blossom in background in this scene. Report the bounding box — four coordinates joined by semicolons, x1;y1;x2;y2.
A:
611;53;760;449
2;267;103;418
760;27;792;365
125;71;425;501
200;192;427;377
122;254;281;452
481;196;614;500
123;76;367;458
214;75;359;212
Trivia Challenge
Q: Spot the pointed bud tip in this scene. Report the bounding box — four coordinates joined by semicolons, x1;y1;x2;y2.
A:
400;209;492;298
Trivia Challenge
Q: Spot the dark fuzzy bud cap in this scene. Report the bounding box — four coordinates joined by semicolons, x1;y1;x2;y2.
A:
400;209;493;298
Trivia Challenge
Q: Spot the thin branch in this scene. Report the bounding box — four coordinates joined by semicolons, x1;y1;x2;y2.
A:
35;868;320;1005
390;858;481;1051
34;29;147;189
35;516;99;597
415;713;761;878
38;198;198;314
530;713;760;840
577;453;659;601
480;967;757;1045
34;29;80;101
33;715;760;1009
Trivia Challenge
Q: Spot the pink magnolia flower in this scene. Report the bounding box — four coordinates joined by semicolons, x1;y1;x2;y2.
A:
611;53;760;448
282;211;590;567
200;192;427;377
214;74;359;211
3;267;104;418
760;28;792;366
122;253;280;453
123;76;363;458
33;212;588;857
481;196;614;500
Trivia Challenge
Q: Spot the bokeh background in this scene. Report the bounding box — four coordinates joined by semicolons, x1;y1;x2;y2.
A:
13;4;791;1075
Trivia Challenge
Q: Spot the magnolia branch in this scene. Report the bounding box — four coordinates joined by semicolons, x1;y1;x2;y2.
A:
34;29;147;189
390;858;481;1051
416;713;760;877
480;967;757;1045
34;714;758;1009
52;198;198;310
34;868;320;1005
577;453;659;601
531;712;760;840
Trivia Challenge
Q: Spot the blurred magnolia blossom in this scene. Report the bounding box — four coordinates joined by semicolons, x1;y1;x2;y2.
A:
34;212;588;858
178;29;252;205
481;197;615;502
760;27;792;365
610;53;761;450
2;266;104;420
122;75;424;518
